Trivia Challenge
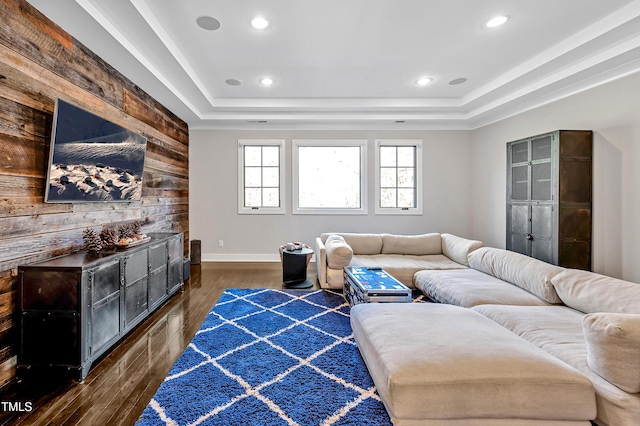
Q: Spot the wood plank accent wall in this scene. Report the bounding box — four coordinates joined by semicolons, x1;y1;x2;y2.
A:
0;0;189;387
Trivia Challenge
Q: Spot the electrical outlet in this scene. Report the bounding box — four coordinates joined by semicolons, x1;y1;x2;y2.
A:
218;240;224;247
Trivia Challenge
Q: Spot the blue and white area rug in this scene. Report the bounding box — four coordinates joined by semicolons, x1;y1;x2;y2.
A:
137;288;427;426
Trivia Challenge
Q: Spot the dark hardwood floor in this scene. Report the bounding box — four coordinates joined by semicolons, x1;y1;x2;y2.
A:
0;262;319;426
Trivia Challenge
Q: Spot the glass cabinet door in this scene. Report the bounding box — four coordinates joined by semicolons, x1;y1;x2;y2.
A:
511;140;529;163
531;135;552;161
509;141;530;201
531;135;553;201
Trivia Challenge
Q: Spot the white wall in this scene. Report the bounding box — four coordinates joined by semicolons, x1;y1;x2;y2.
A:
189;72;640;282
471;71;640;281
190;129;473;261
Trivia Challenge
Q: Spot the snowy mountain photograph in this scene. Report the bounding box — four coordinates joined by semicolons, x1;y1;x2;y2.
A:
45;99;148;203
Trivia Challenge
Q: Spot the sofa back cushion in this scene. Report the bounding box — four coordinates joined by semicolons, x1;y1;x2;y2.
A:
468;247;564;304
583;312;640;393
552;269;640;314
441;233;483;266
324;234;353;269
381;233;441;255
321;233;383;255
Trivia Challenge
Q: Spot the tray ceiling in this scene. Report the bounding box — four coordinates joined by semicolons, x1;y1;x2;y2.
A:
28;0;640;129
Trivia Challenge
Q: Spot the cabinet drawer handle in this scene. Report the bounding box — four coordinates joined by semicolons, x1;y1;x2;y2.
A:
526;234;533;240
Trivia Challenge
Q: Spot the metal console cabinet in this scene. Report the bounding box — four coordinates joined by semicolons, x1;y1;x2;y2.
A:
506;131;592;270
17;232;184;381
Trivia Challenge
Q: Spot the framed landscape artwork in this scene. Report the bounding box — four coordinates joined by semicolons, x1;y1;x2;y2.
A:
45;99;148;203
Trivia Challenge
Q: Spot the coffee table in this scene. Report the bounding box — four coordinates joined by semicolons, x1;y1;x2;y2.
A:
344;266;411;306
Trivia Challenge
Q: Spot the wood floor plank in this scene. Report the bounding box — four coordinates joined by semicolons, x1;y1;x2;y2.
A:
0;262;319;425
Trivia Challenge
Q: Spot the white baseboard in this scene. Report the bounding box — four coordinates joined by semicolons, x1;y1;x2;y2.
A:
202;253;317;263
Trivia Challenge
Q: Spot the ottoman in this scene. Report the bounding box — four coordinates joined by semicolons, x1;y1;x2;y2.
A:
350;303;596;425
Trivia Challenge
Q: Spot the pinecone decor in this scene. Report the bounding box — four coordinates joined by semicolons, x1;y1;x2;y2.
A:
131;220;141;236
100;226;118;249
117;224;131;241
112;221;148;247
83;228;103;252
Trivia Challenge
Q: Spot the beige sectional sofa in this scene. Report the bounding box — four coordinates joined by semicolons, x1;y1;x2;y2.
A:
352;302;597;425
353;246;640;425
315;232;483;289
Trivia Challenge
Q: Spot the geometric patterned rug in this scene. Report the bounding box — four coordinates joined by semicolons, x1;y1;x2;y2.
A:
137;288;428;426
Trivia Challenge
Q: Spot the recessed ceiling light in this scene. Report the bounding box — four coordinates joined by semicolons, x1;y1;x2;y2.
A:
486;16;508;28
225;79;242;86
251;16;269;29
196;16;221;31
415;77;433;86
449;78;468;85
260;77;274;86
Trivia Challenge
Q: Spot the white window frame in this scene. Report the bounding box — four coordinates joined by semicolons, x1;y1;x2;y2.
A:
375;139;423;215
292;140;368;215
238;139;285;215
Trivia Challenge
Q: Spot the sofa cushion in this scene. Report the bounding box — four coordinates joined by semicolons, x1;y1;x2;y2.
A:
552;269;640;314
381;233;441;255
474;304;640;426
583;313;640;393
441;233;483;266
468;247;564;304
414;269;550;307
334;233;383;255
473;305;586;358
351;303;596;424
324;234;353;269
350;254;466;287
